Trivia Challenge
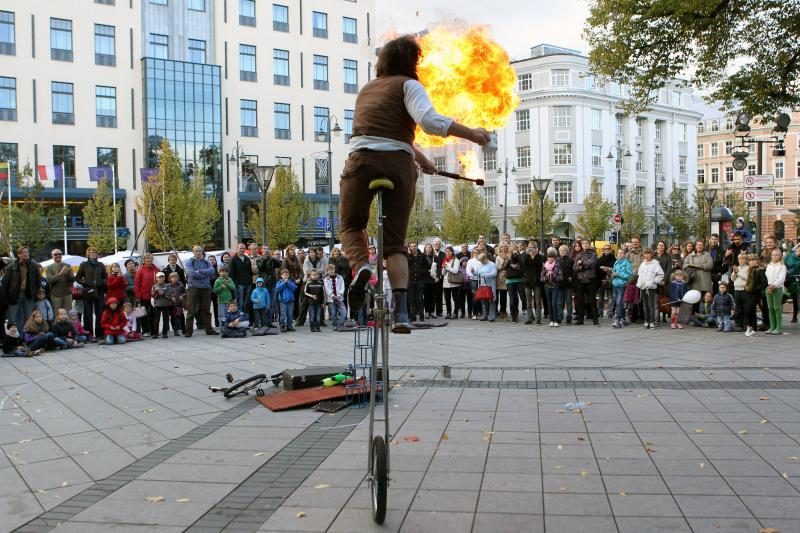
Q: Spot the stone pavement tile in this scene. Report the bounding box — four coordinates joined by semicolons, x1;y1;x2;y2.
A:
740;495;800;519
476;490;542;514
16;456;92;490
590;444;651;460
596;458;658;476
674;494;754;518
587;432;641;446
139;463;257;483
410;489;478;512
53;429;122;454
491;419;539;432
301;468;367;489
127;440;170;459
488;443;541;458
101;423;168;448
38;521;186;532
427;454;486;473
651;458;718;476
672;412;721;422
608;494;683;517
33;480;93;510
74;448;136;479
544;515;617;533
283;486;355;509
326;508;404;533
544;492;612;515
542;474;605;494
481;473;542;492
485;431;539;444
2;436;67;464
616;516;691;533
419;471;483;491
70;498;222;527
32;414;96;437
0;468;43;531
388;454;433;472
696;445;761;460
484;456;540;474
472;512;545;533
166;448;272;467
584;420;636;433
432;441;489;458
685;517;764;533
709;458;779;477
540;443;594;459
399;510;474;533
629;421;683;433
347;487;416;510
726;476;800;496
662;475;734;496
737;432;799;446
601;474;670;495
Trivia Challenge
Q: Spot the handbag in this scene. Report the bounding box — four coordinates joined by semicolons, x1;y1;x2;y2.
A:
447;270;463;284
475;277;493;302
132;306;148;318
71;285;83;301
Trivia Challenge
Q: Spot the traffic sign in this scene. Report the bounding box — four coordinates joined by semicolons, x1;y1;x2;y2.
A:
744;174;774;188
613;213;622;224
743;189;775;202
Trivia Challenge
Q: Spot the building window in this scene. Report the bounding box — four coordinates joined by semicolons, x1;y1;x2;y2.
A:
678;123;687;142
725;117;734;131
636;117;644;137
95;86;117;128
53;145;75;177
711;167;719;183
312;11;328;38
553;143;572;165
433;157;446;172
273;49;289;85
240;99;257;136
679;155;687;175
517;183;531;205
97;147;118;184
188;0;205;11
51;82;74;124
697;143;704;158
274;102;290;139
585;74;596;89
518;73;531;91
433;190;446;211
483;186;496;208
50;18;73;61
516;109;529;131
636;151;644;172
725;166;734;182
272;4;288;31
344;109;354;143
343;59;358;93
654;153;663;174
697;169;705;184
797;161;800;179
240;0;256;26
149;33;168;58
313;55;329;90
724;140;733;155
636;186;645;206
710;142;719;157
0;142;17;180
552;106;571;128
314;158;329;194
615;115;623;135
343;17;357;43
711;120;719;132
747;164;756;176
0;11;16;56
314;106;329;141
483;150;497;171
775;161;784;179
188;39;206;63
516;146;530;168
94;24;116;66
591;109;602;130
554;181;572;203
0;77;16;121
698;121;705;133
591;145;602;167
551;69;569;87
150;0;168;4
655;121;663;141
775;191;784;206
240;44;256;81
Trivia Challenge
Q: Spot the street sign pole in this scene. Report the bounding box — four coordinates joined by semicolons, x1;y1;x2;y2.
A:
756;143;762;254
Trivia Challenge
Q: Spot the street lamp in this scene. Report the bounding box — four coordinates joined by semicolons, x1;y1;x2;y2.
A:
654;174;663;244
228;143;257;245
703;188;717;239
250;165;276;248
531;177;551;250
606;140;632;245
497;159;516;235
316;115;342;251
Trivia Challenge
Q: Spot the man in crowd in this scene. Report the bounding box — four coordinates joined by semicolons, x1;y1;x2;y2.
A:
1;246;42;326
229;243;253;318
46;248;75;313
520;242;543;324
708;233;725;294
407;242;428;322
573;239;600;326
724;230;748;272
184;245;219;337
476;234;494;257
456;243;471;261
596;243;616;318
431;237;445;317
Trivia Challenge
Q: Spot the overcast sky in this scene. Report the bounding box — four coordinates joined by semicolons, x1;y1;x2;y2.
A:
375;0;590;61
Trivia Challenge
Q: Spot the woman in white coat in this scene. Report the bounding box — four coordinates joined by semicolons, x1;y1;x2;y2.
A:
477;253;498;322
441;246;461;319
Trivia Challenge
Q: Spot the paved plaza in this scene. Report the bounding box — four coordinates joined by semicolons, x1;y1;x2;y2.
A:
2;317;800;533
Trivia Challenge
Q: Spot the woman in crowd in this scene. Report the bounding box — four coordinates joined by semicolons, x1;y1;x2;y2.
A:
504;246;525;323
683;241;695;259
106;263;128;305
457;249;472;319
467;248;482;320
208;254;220;327
558;244;574;324
219;252;232;271
134;253;160;336
441;246;461;319
541;247;563;327
422;243;437;319
76;247;108;339
494;243;510;320
123;259;138;306
669;243;683;272
476;253;497;322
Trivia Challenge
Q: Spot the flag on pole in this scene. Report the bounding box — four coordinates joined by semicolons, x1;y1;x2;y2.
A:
36;165;64;181
140;168;158;183
88;166;114;182
0;161;8;180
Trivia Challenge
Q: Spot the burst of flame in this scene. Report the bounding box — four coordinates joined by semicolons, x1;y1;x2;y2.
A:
457;152;483;181
415;25;519;148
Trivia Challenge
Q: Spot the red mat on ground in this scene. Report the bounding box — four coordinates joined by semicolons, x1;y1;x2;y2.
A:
255;382;380;412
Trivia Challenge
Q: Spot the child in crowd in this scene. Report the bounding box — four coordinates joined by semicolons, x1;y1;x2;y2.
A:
106;263;128;303
610;248;632;329
765;248;787;335
2;323;31;357
24;310;57;354
166;272;186;335
541;247;563;327
623;275;640;326
213;266;236;323
151;272;171;339
101;297;127;344
35;289;55;325
668;270;688;330
730;251;750;331
324;264;347;331
51;308;83;348
69;309;92;343
636;247;664;330
304;269;325;332
276;269;297;332
122;302;142;341
221;301;249;338
744;253;767;337
250;277;271;329
690;292;716;327
711;281;735;332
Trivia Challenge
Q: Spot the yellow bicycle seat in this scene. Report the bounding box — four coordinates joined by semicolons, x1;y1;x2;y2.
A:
368;178;395;191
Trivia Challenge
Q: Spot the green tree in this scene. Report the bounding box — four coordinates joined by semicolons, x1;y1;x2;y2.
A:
83;179;126;254
721;190;749;223
584;0;799;118
406;196;438;244
440;181;493;244
621;187;650;242
136;140;220;251
575;179;615;242
691;186;714;241
659;183;693;244
246;166;307;249
4;163;64;253
512;195;565;245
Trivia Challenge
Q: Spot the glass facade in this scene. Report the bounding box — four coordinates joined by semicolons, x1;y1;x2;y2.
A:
143;57;223;244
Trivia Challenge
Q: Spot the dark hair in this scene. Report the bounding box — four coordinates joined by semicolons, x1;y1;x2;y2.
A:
124;258;137;267
376;35;420;79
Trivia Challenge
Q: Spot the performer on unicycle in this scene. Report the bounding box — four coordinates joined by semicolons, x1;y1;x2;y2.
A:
340;35;491;333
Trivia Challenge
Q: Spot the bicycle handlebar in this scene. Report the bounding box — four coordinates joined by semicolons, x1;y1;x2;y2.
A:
437;170;484;186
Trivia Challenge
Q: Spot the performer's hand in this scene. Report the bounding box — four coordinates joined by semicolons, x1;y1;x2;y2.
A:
470;127;492;146
418;159;438;175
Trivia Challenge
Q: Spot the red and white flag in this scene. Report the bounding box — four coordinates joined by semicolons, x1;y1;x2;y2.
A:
36;165;64;181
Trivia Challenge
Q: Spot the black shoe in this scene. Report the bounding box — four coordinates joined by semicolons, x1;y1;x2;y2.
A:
593;320;600;327
205;329;220;335
152;335;159;339
320;322;327;327
524;319;533;325
574;320;584;325
280;325;286;332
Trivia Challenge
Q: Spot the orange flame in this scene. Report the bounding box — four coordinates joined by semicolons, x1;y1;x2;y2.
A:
458;151;483;181
415;25;518;148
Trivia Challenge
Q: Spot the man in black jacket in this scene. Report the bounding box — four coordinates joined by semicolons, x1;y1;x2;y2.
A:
520;243;543;324
431;238;446;317
407;242;429;322
708;233;725;294
229;243;253;317
573;239;599;326
1;246;42;327
596;244;616;318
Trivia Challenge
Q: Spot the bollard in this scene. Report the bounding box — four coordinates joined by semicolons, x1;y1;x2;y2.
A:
441;365;451;378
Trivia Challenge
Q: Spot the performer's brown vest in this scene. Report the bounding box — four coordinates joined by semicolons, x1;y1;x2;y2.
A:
352;75;416;146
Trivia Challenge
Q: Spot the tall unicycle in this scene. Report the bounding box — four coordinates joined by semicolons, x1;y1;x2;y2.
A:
367;178;393;524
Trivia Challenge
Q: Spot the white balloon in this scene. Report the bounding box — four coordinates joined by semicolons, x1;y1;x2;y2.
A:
683;289;702;305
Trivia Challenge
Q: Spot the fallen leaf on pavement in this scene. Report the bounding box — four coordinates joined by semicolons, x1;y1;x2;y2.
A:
694;429;704;433
559;486;567;492
34;489;47;495
758;397;770;401
441;433;449;441
142;408;157;413
145;496;165;503
782;473;789;479
760;419;769;424
759;528;780;533
738;430;748;435
557;445;563;450
176;498;191;503
403;435;420;442
296;512;306;518
619;491;627;496
61;481;68;487
576;437;585;442
314;484;330;489
787;457;799;461
580;471;588;476
646;447;656;453
18;439;31;443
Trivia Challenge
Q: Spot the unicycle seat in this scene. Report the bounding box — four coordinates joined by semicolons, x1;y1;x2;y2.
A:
369;178;395;191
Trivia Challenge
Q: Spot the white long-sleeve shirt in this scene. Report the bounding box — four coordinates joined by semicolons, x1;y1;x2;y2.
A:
766;262;787;289
636;259;664;290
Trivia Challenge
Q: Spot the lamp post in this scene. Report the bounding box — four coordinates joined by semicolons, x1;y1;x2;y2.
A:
497;159;516;235
654;175;662;244
228;142;256;245
703;188;717;240
606;140;632;245
316;115;342;251
531;177;551;250
251;165;276;247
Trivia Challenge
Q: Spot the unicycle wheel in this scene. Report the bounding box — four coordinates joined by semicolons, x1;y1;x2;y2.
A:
371;435;388;524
